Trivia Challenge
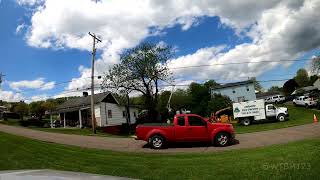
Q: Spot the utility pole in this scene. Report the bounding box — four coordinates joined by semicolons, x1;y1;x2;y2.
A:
88;32;101;134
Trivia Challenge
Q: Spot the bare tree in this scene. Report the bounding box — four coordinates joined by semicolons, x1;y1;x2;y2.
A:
102;43;173;120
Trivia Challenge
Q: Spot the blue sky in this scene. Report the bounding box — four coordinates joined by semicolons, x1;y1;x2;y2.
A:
0;0;319;102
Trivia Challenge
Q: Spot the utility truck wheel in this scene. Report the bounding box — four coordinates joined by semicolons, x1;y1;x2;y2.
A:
305;104;309;108
214;132;229;147
241;118;251;126
277;114;286;122
149;135;165;149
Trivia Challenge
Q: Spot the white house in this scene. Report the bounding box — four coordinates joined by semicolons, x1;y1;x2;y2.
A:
55;92;139;129
210;80;256;102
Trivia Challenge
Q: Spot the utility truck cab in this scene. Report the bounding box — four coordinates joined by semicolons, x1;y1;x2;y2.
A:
233;99;288;126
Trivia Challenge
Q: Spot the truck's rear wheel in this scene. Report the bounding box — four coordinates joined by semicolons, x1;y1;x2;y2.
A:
214;132;230;147
241;118;251;126
149;135;165;149
277;114;286;122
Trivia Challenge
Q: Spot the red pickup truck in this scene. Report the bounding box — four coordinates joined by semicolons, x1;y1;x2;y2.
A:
135;114;235;149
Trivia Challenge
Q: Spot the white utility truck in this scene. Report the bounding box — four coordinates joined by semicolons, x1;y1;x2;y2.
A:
233;99;288;126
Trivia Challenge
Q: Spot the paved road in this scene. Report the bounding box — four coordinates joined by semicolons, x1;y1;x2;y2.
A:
0;123;319;153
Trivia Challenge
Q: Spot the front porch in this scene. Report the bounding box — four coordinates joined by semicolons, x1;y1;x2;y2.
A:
51;107;92;129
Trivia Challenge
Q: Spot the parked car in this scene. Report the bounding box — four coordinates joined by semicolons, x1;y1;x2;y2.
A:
293;96;317;108
265;95;285;104
233;99;288;126
135;114;235;149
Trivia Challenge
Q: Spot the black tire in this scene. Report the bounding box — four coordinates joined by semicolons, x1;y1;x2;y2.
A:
149;135;166;149
305;104;309;108
277;113;286;122
214;132;230;147
293;102;296;106
241;118;251;126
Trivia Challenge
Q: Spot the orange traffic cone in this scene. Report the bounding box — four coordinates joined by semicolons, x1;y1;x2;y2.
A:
313;114;318;123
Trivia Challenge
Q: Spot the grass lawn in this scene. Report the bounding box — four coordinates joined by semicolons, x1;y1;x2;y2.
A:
0;132;319;179
31;127;129;138
0;118;21;126
0;118;129;138
234;105;319;134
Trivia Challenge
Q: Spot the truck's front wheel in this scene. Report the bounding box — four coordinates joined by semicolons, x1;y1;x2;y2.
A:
277;114;286;122
149;135;166;149
214;132;230;147
241;118;251;126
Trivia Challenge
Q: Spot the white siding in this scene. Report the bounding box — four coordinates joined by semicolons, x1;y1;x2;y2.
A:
120;106;138;124
99;102;139;126
211;84;256;102
95;105;102;126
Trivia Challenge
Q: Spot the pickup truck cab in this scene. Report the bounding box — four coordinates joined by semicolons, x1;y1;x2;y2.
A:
293;96;317;108
135;114;235;149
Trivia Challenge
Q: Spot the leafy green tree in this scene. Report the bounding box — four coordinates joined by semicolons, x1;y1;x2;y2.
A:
294;68;309;87
13;102;29;120
208;94;232;114
268;86;283;93
102;43;173;120
188;82;211;116
309;75;318;86
283;79;299;96
250;77;263;92
29;101;46;120
171;89;192;111
204;80;219;89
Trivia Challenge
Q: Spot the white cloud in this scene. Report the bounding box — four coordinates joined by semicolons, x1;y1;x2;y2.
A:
0;90;24;102
168;0;320;82
15;23;26;34
16;0;43;6
9;78;55;91
17;0;320;96
29;94;49;102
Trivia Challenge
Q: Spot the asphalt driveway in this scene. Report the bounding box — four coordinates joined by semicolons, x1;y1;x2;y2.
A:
0;123;319;153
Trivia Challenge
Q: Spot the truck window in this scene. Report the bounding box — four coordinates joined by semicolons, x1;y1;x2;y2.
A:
188;116;206;126
177;116;185;126
268;105;275;110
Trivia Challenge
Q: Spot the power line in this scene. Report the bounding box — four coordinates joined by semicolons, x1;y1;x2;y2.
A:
170;58;311;70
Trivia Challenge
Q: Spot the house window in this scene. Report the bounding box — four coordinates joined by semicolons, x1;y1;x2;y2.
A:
108;110;112;118
122;111;126;118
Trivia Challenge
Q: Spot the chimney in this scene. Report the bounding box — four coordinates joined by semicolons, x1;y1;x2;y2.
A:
83;92;89;97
